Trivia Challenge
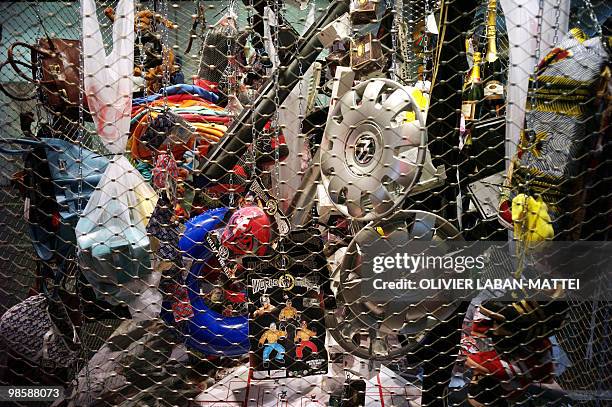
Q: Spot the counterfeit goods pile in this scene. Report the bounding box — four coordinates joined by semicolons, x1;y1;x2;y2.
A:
0;0;609;406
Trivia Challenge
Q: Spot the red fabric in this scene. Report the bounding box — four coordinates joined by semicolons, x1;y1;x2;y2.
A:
152;154;180;189
205;184;247;196
296;341;318;359
224;290;246;303
131;105;145;116
270;133;286;150
193;78;220;93
163;94;209;104
467;340;554;394
463;308;555;398
201;164;248;196
172;285;194;322
196;143;211;159
499;200;512;225
178;113;231;125
131;95;211;116
234;165;248;178
471;316;494;335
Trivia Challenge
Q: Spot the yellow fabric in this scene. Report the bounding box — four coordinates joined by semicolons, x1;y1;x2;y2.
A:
134;179;158;227
569;27;587;43
411;88;429;111
259;329;287;345
512;194;554;244
191;122;227;141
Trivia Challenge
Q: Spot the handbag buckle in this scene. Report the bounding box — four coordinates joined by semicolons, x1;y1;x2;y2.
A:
48;64;61;77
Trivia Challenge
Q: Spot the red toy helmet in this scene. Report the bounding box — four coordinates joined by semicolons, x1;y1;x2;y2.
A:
221;205;272;256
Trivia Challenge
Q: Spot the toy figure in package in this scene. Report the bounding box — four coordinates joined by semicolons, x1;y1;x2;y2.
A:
246;231;331;379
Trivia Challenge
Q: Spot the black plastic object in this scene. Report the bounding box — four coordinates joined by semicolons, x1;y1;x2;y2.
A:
199;0;350;185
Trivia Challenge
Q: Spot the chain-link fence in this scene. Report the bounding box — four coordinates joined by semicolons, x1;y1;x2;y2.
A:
0;0;610;406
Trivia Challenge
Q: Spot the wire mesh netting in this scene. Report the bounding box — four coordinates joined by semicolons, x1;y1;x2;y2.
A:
0;0;610;406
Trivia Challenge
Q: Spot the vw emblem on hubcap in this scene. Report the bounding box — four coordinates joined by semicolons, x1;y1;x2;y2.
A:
354;135;376;165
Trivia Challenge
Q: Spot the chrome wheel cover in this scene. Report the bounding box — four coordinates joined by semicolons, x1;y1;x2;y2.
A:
320;79;427;221
328;210;462;360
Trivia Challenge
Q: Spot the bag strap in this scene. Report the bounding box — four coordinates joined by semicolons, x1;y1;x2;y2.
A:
0;138;43;155
7;41;56;85
40;263;81;352
7;39;73;112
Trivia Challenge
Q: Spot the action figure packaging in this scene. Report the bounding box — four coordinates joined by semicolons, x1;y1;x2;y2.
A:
245;230;331;380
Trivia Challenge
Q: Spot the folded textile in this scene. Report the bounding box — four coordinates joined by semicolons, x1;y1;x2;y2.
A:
175;114;231;125
131;111;231;128
150;106;228;116
133;84;219;105
499;30;609;238
130;112;225;160
137;99;224;112
134;160;153;182
133;93;209;107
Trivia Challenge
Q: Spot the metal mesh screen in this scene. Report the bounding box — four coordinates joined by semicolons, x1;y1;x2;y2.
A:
0;0;610;406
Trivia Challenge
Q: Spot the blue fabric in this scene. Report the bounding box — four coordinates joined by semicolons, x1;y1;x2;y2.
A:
263;343;285;361
132;84;219;105
550;335;571;376
134;161;153;183
171;71;185;85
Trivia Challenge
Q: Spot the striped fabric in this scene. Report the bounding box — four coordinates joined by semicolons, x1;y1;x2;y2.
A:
501;30;609;237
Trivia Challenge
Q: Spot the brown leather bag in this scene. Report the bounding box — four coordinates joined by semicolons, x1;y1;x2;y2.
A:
350;0;378;25
7;38;86;117
350;33;384;74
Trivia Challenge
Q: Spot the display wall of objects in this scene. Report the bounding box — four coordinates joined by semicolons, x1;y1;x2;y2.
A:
0;0;610;406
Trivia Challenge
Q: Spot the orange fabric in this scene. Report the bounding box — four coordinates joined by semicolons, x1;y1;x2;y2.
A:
146;98;224;110
130;111;226;160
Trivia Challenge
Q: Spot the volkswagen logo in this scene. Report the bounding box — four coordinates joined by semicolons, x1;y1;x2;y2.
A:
354;135;377;165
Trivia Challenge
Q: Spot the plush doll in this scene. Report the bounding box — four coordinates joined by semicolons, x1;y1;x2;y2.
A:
104;7;176;33
104;6;180;92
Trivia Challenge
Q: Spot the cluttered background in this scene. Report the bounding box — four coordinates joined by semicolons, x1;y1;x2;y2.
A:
0;0;611;405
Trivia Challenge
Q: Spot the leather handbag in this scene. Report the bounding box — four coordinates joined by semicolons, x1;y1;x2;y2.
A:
350;0;378;25
326;45;350;78
7;38;85;117
350;33;384;74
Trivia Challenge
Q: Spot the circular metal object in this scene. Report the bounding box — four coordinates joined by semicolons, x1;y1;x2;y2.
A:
327;210;463;360
320;79;427;221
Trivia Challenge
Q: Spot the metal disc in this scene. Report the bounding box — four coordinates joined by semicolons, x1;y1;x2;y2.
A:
320;79;427;222
327;211;463;360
